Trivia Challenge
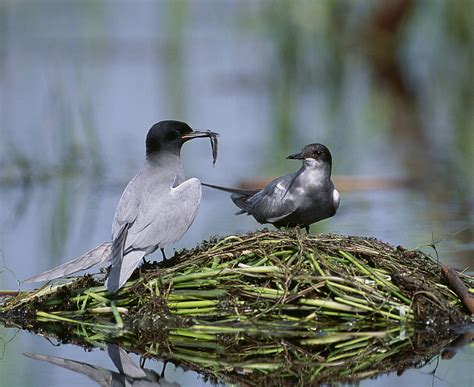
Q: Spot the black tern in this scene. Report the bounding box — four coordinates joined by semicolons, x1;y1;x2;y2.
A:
25;120;219;293
203;143;339;232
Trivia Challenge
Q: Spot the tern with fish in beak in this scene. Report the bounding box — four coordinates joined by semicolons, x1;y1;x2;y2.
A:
203;143;339;233
26;120;219;293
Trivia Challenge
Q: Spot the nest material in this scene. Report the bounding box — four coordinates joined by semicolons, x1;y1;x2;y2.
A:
2;230;472;327
1;231;473;385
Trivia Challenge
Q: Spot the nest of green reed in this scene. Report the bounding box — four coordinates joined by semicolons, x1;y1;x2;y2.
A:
2;230;473;334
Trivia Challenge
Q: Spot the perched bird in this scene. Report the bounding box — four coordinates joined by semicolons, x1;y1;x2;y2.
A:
203;143;339;232
25;120;219;293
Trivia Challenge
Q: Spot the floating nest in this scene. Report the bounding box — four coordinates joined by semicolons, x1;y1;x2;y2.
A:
1;230;473;384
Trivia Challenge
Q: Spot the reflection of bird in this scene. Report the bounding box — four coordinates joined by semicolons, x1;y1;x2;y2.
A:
24;344;179;387
25;121;218;293
203;143;340;232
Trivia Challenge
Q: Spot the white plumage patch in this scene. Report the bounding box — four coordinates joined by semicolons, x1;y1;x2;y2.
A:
333;189;340;210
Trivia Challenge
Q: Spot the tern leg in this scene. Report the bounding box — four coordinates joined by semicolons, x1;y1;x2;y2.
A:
305;225;310;234
160;248;167;260
161;359;169;378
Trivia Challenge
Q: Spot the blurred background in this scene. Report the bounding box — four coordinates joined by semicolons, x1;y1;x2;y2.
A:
0;0;472;386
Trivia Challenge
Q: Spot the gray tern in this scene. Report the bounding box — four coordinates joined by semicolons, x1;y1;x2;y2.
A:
203;143;339;232
25;120;219;293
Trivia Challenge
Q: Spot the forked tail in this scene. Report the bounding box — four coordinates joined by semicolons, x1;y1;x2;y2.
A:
202;182;258;214
201;182;259;196
24;242;112;283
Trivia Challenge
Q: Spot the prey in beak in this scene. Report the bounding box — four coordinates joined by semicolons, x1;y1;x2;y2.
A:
182;130;219;166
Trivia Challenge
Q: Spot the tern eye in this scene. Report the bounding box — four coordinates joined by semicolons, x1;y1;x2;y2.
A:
166;129;182;141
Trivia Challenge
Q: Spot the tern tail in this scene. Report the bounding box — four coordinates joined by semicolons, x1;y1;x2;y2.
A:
23;352;112;385
24;242;112;283
201;182;259;196
202;182;259;215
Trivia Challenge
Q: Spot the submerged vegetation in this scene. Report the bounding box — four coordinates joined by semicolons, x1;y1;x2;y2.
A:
1;230;473;384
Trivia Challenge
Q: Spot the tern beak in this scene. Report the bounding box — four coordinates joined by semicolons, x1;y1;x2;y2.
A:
286;152;304;160
181;130;219;141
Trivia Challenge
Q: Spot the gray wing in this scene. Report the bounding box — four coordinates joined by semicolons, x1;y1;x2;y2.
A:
125;177;202;250
111;223;130;266
112;173;142;240
106;250;145;293
106;177;201;293
245;171;303;224
109;174;142;282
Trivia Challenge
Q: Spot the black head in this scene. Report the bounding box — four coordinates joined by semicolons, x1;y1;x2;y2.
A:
286;143;332;165
146;120;216;157
146;120;192;156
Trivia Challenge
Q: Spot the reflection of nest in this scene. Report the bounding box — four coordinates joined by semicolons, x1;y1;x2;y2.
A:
1;230;473;384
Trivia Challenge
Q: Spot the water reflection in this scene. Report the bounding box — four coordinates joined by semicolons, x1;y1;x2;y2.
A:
11;321;474;386
25;345;179;387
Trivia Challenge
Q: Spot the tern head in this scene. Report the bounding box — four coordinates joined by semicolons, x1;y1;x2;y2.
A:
287;143;332;163
146;120;218;157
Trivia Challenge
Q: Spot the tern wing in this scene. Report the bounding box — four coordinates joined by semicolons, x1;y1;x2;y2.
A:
110;223;130;267
126;177;202;249
111;173;142;240
106;178;202;293
108;173;143;288
245;171;303;224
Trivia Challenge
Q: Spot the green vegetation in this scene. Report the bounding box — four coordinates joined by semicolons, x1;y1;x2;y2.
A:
1;230;472;384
